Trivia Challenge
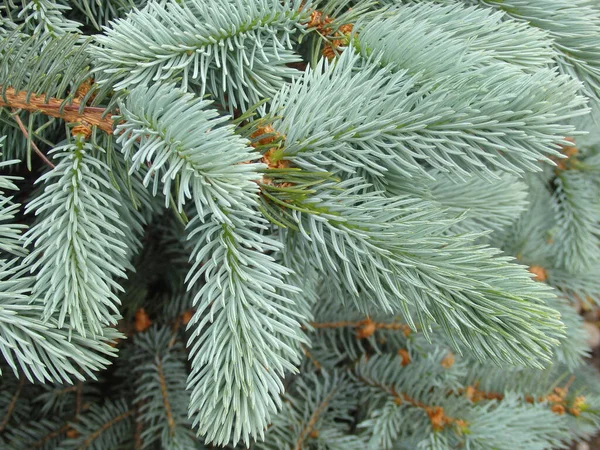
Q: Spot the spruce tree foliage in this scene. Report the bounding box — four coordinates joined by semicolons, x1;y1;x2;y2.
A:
1;0;600;448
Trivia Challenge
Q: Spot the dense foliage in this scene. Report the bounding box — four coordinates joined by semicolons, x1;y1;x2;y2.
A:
1;0;600;448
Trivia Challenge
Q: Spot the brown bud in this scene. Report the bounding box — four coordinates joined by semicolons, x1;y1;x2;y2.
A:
181;309;193;326
66;428;80;439
322;44;336;60
554;387;568;398
455;419;469;435
574;396;587;408
546;394;563;404
465;386;476;402
134;308;152;332
261;147;289;170
554;137;578;171
356;318;376;339
440;353;455;369
528;265;547;282
398;348;411;366
74;78;94;102
71;123;92;139
562;137;578;158
570;395;587;416
250;125;278;147
307;10;323;29
426;406;447;431
338;23;354;35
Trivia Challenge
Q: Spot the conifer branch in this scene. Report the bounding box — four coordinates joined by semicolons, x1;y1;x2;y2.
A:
23;137;129;337
90;0;310;112
118;83;306;445
132;327;197;449
2;1;600;448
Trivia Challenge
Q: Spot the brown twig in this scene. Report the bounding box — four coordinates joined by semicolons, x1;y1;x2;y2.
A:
156;359;176;436
82;408;135;447
75;381;83;417
33;423;71;448
52;386;78;395
357;376;465;432
301;345;322;371
0;377;25;433
294;387;337;450
309;320;356;329
1;87;114;134
309;318;411;339
12;110;55;168
133;404;144;450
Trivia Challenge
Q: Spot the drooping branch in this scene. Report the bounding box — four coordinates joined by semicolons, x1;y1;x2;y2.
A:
0;87;114;134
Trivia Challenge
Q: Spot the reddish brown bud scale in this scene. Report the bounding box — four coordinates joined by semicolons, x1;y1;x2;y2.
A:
134;308;152;332
398;348;411;366
440;353;455;369
181;309;194;326
528;265;548;282
356;318;376;339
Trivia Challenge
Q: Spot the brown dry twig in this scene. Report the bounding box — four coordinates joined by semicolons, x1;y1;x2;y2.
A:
11;110;55;168
294;387;336;450
360;376;466;433
156;359;177;436
81;408;135;447
309;317;411;340
0;377;25;433
1;87;114;134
